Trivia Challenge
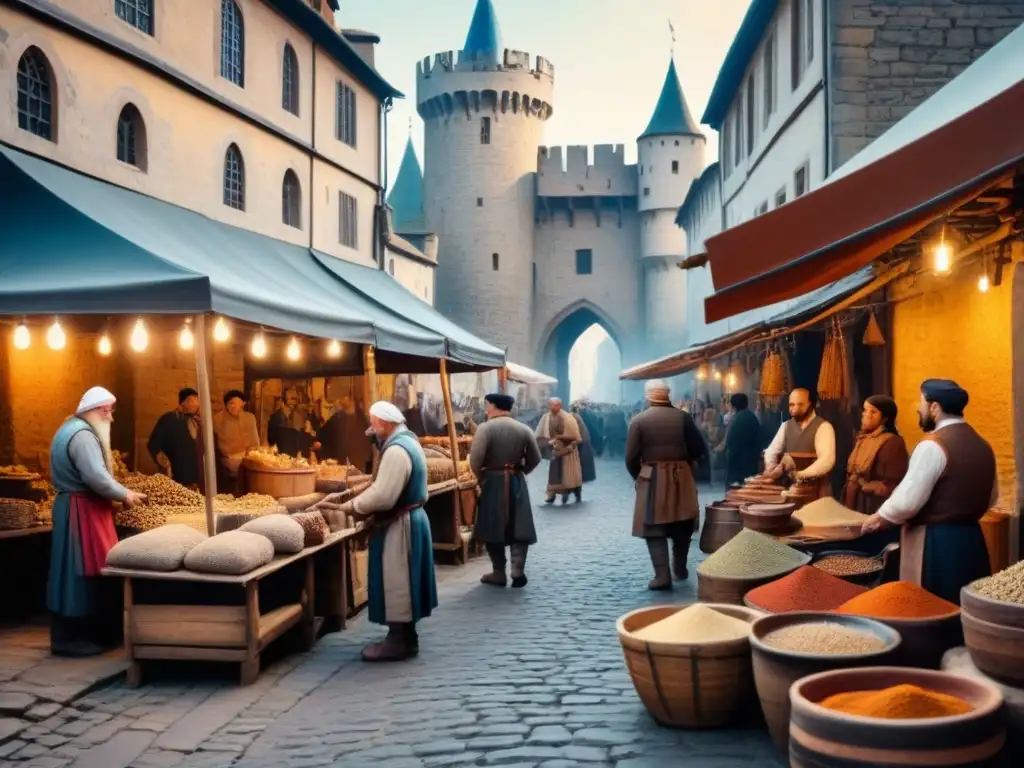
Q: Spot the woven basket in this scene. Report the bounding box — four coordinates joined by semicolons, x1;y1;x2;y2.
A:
0;498;38;531
616;603;763;728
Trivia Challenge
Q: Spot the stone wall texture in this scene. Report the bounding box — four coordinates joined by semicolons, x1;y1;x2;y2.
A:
829;0;1024;169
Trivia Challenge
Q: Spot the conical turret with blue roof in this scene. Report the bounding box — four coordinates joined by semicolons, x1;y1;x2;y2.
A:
386;136;429;235
641;58;701;139
463;0;503;64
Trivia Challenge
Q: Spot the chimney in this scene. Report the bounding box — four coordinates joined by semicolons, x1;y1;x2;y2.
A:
340;28;381;67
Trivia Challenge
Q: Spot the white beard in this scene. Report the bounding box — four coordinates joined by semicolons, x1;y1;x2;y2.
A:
82;413;114;473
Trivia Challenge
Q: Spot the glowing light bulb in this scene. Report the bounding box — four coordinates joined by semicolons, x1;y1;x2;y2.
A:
696;367;707;381
326;339;342;358
98;334;112;356
46;320;66;351
978;274;990;293
130;319;148;352
713;368;722;381
13;323;30;350
213;317;231;342
727;373;736;387
251;333;267;358
179;324;194;351
933;242;952;274
287;337;301;361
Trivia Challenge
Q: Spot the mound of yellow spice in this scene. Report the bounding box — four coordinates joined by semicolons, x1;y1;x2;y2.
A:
819;684;973;719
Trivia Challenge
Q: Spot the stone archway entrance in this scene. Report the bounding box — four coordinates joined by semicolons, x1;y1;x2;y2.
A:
538;303;624;404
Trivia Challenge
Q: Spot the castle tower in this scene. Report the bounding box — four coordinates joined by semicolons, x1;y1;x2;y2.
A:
637;58;706;355
387;136;430;235
417;0;554;362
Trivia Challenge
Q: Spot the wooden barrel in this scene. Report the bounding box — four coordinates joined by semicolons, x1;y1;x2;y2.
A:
749;612;901;756
616;603;764;728
789;666;1006;767
696;553;811;605
244;463;316;499
699;504;745;554
961;609;1024;687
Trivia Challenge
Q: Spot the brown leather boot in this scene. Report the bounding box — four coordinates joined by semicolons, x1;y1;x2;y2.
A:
481;544;508;586
480;571;507;587
646;538;672;591
672;538;691;581
361;624;411;662
405;623;419;657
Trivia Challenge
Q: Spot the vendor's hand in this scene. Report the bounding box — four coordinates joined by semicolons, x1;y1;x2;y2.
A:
123;490;147;509
790;470;805;483
312;441;322;452
861;513;890;536
764;464;784;481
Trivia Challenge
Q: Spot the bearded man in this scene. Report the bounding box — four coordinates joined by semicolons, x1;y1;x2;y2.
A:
332;402;438;661
48;387;147;656
861;379;996;604
535;398;584;504
763;388;836;497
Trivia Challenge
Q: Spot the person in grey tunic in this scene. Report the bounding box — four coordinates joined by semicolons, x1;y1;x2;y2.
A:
470;393;542;588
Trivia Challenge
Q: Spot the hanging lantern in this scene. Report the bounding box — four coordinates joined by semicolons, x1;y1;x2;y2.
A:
46;319;66;351
287;337;301;361
179;323;194;351
130;319;149;352
326;339;342;358
862;311;886;346
98;334;113;356
213;317;231;342
13;323;31;350
251;332;267;359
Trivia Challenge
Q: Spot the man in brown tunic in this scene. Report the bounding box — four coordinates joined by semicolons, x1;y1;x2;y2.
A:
626;380;707;590
763;388;836;498
535;398;584;504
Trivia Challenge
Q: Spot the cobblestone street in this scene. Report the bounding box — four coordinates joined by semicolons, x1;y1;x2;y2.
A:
2;459;783;768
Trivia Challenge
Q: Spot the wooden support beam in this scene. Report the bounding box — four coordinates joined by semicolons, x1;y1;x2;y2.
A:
192;314;218;535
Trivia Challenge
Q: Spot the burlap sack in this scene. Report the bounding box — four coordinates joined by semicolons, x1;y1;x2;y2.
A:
106;524;207;571
183;530;274;575
239;514;305;554
290;511;328;546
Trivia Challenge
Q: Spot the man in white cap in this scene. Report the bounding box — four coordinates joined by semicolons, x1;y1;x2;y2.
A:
47;387;147;656
535;397;584;504
332;401;437;661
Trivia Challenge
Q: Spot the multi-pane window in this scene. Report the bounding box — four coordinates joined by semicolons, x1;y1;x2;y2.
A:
480;117;491;145
116;104;145;169
575;249;593;275
792;0;813;89
794;163;809;198
115;0;153;35
282;44;299;115
339;192;358;247
223;144;245;210
336;83;357;147
282;170;301;228
775;188;787;207
16;48;53;141
220;0;244;87
746;76;755;155
763;32;776;127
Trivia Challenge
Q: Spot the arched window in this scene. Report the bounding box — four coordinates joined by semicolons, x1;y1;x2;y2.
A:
116;104;147;170
223;144;245;210
282;43;299;115
16;47;54;141
282;170;301;228
220;0;244;87
115;0;154;35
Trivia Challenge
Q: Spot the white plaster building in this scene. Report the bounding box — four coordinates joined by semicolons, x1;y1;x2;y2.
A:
677;0;1024;351
387;0;708;400
0;0;403;268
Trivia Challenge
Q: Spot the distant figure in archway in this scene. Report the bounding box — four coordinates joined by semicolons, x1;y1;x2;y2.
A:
535;398;584;504
626;380;706;590
604;408;628;458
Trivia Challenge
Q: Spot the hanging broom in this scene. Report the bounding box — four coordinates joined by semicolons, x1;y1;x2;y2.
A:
758;343;786;410
818;318;849;401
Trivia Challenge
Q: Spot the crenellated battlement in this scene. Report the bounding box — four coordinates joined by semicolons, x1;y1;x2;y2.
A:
536;145;637;198
417;48;555;121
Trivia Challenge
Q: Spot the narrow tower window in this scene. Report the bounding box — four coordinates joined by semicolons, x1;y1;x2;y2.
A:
16;47;54;141
575;249;593;275
492;253;499;271
671;160;679;174
480;116;491;145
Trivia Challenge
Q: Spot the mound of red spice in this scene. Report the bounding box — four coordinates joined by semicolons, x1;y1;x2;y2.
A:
745;565;868;613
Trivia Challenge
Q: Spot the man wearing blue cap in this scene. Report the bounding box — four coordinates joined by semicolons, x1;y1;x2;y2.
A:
862;379;997;603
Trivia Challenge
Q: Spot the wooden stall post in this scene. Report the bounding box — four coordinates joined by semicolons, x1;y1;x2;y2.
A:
439;359;463;524
192;314;219;536
498;366;509;395
363;345;381;475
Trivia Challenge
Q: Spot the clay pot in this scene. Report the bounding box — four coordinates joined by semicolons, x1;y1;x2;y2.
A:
699;504;744;554
962;608;1024;687
868;610;964;670
789;666;1006;767
739;502;799;536
749;612;901;757
696;553;811;605
617;603;765;728
961;586;1024;630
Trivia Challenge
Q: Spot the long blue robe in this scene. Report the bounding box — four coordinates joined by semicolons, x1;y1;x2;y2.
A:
367;429;438;626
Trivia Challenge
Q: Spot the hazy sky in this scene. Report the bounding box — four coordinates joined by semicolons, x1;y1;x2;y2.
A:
338;0;752;189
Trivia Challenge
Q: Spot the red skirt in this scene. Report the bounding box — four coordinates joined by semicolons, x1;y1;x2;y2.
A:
69;493;118;576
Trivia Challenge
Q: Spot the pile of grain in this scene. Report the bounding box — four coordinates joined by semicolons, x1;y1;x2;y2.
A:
814;553;882;577
745;566;867;613
632;604;751;643
834;581;958;619
114;479;283;532
697;529;806;580
246;448;309;469
971;560;1024;605
794;497;867;528
122;473;203;507
762;622;887;655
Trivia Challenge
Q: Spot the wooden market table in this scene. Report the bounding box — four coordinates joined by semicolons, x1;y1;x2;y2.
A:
102;529;354;686
424;479;479;565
